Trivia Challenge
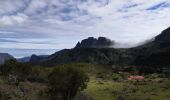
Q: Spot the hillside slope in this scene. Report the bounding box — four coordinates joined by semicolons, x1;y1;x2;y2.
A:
38;48;134;66
133;27;170;66
31;27;170;66
0;53;15;64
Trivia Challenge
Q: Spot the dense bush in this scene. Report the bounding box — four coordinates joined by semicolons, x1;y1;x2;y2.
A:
162;67;170;78
112;73;122;81
47;66;89;100
28;67;50;83
0;90;9;100
96;72;106;79
0;60;32;85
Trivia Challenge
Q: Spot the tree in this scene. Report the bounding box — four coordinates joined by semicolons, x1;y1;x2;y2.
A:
14;62;32;86
47;66;89;100
0;60;14;76
0;59;32;85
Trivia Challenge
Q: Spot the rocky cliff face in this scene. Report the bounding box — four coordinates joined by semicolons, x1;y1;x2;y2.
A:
75;37;115;48
0;53;15;64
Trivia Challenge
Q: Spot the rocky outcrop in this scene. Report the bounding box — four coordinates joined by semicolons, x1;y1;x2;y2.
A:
75;37;115;48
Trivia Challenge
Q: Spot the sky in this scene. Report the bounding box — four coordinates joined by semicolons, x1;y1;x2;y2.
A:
0;0;170;50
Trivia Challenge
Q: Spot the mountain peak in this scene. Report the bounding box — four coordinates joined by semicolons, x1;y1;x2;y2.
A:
0;53;15;64
155;27;170;42
75;37;115;48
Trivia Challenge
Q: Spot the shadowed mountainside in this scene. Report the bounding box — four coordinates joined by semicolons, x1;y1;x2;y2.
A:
133;27;170;66
30;27;170;66
36;48;134;66
0;53;15;64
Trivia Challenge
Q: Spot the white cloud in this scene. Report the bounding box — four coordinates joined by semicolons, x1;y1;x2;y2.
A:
0;0;170;49
0;13;28;26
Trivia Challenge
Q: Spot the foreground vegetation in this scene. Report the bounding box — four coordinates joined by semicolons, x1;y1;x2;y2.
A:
0;61;170;100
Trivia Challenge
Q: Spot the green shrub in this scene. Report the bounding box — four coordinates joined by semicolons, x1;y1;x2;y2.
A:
119;72;130;80
47;66;89;100
0;90;9;100
150;73;159;79
112;73;122;81
162;68;170;78
0;60;32;86
28;67;50;83
96;72;106;79
0;78;4;85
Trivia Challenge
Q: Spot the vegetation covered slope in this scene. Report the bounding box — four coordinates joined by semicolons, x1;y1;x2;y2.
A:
0;53;15;64
36;48;134;66
0;62;170;100
29;27;170;67
133;27;170;66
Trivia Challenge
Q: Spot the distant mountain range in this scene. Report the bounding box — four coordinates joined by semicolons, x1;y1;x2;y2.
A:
1;27;170;67
17;56;31;63
18;55;49;63
29;27;170;66
0;53;15;64
29;55;49;63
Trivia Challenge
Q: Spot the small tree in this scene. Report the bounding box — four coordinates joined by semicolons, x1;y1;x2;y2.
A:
14;63;32;86
47;66;89;100
0;60;13;76
0;59;32;85
29;67;49;83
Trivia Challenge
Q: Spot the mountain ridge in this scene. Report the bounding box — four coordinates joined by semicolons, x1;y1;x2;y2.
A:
14;27;170;66
0;53;15;64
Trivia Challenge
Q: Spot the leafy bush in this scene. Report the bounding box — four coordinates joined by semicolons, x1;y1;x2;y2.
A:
97;72;106;79
0;78;4;85
138;66;157;74
47;66;89;100
162;67;170;78
28;67;50;83
119;72;130;80
112;73;122;81
0;90;9;100
0;60;32;85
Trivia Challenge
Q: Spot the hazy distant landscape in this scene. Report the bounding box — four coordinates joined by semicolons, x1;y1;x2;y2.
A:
0;48;57;58
1;0;170;100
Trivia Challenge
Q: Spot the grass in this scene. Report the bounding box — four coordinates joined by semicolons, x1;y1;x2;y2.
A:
84;77;170;100
0;77;4;85
0;63;170;100
0;81;47;100
84;79;119;100
57;63;170;100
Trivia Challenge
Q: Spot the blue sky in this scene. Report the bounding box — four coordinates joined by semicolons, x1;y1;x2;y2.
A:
0;0;170;49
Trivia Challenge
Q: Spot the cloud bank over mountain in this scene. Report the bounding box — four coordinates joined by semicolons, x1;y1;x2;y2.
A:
0;0;170;49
